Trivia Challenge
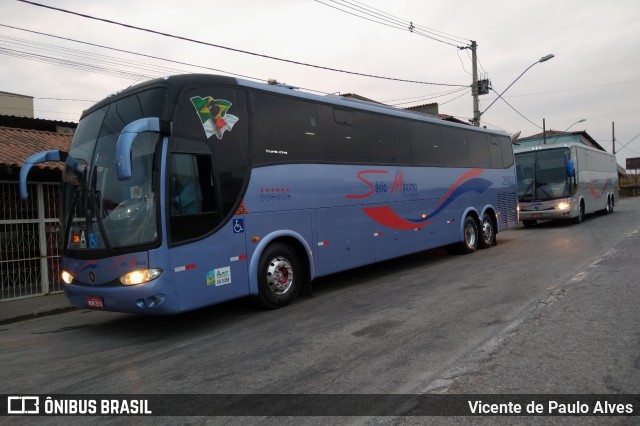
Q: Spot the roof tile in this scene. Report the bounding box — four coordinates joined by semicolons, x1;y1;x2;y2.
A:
0;126;72;170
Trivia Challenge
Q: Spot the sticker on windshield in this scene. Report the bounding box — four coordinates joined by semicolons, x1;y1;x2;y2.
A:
190;96;239;140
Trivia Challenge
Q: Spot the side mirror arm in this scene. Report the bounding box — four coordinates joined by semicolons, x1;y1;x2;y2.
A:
115;117;161;181
20;150;68;199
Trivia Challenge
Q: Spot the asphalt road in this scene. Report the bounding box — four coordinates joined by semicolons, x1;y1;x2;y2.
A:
1;197;639;424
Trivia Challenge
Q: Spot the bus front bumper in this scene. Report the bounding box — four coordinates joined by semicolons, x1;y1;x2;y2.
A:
64;277;181;315
519;200;575;222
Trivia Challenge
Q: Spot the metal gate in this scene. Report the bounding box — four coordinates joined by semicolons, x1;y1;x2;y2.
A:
0;181;62;301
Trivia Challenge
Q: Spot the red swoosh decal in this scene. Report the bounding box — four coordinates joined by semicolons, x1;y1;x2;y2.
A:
362;206;431;230
435;168;484;210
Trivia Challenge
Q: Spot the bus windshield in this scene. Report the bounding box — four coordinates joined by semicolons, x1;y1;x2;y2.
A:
61;88;167;252
516;148;571;201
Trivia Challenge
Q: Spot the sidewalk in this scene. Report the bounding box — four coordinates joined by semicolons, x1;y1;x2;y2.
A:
0;292;75;324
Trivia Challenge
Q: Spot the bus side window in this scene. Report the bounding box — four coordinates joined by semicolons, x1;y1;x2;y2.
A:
467;131;491;168
489;136;504;169
169;153;220;243
500;136;514;168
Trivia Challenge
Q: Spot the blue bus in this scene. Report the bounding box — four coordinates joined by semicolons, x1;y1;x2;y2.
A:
20;74;518;314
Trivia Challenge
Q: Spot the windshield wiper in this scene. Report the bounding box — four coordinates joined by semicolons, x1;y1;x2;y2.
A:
519;181;534;201
536;184;552;199
87;167;112;250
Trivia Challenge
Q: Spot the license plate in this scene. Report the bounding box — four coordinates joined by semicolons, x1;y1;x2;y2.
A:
86;296;104;309
531;213;543;219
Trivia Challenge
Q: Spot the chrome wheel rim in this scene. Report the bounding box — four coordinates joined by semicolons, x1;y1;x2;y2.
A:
482;219;493;244
266;256;294;295
465;223;477;248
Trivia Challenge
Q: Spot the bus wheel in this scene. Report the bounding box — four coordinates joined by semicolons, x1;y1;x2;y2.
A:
257;243;302;309
602;195;611;215
479;214;496;249
573;202;585;224
609;196;614;213
459;216;479;254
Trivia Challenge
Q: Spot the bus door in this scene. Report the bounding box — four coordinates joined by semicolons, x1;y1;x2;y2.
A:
168;86;250;310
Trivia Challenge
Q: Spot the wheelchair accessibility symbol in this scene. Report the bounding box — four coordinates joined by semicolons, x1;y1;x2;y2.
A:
233;219;244;234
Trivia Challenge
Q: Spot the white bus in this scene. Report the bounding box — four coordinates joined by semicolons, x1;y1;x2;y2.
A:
515;142;618;226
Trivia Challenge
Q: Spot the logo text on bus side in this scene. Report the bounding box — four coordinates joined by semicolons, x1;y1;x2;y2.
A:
345;170;418;199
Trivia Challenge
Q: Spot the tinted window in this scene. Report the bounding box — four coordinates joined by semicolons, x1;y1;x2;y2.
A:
500;136;514;168
317;105;359;162
489;136;503;168
366;114;412;164
440;127;469;167
169;152;220;243
410;121;445;166
253;93;322;164
467;131;492;168
99;89;167;135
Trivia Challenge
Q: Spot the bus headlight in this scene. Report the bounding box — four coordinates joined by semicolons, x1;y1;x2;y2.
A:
120;269;163;286
61;270;74;284
557;202;571;210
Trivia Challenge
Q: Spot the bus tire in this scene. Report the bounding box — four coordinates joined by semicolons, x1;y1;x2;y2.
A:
459;216;479;254
602;195;611;215
573;201;585;224
256;243;302;309
479;213;496;249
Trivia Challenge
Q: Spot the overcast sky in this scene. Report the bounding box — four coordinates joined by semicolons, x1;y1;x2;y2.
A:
1;0;639;168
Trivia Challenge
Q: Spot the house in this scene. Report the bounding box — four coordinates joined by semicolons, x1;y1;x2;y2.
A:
0;114;75;301
513;130;606;151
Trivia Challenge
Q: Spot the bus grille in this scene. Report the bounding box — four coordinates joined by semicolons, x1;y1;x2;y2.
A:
497;193;518;224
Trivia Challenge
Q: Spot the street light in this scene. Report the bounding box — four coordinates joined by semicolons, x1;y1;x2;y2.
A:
564;118;586;131
546;118;586;144
475;54;555;126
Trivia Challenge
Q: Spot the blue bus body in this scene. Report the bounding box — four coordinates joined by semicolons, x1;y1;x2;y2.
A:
20;74;518;315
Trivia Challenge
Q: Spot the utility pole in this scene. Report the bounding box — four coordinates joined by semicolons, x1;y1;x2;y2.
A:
471;40;480;127
612;121;616;154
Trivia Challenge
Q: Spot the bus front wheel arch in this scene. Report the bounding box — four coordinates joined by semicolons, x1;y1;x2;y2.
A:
256;242;306;309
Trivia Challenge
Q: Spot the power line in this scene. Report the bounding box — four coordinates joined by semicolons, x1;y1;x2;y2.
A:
616;132;640;154
389;87;469;107
313;0;476;78
17;0;468;88
0;23;265;83
314;0;464;48
0;46;159;80
314;0;468;48
0;24;341;97
1;25;467;118
385;87;468;103
0;34;188;77
440;89;471;106
488;88;542;129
